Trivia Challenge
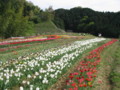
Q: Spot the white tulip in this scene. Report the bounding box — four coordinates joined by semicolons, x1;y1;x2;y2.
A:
35;72;39;76
22;80;26;84
20;86;24;90
36;87;40;90
33;76;36;79
39;76;42;79
27;81;30;85
27;74;31;78
30;85;33;90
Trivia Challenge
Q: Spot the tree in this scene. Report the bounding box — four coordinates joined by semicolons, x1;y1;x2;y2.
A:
23;1;41;23
77;16;94;33
0;0;34;38
41;6;54;21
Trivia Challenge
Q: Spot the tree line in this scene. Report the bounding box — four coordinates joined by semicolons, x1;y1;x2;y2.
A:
53;7;120;38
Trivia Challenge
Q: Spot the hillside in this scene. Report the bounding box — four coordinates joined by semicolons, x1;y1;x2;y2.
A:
54;8;120;38
35;21;65;35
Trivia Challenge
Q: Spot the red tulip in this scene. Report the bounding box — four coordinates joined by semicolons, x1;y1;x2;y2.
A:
71;83;76;87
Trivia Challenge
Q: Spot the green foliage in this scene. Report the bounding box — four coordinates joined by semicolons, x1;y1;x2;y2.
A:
40;12;51;21
53;17;65;29
77;16;94;33
0;0;35;38
53;9;70;30
23;1;41;23
54;7;120;38
0;0;64;38
40;6;54;22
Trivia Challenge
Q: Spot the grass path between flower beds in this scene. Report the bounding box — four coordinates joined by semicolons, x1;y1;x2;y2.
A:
93;41;120;90
48;39;110;90
109;42;120;90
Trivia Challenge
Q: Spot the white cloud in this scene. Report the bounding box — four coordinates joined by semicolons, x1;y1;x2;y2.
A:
26;0;120;12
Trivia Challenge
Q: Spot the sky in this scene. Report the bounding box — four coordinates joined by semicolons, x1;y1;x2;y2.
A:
26;0;120;12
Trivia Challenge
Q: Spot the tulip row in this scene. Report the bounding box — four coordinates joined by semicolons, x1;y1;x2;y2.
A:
0;36;84;52
0;34;84;46
0;38;57;46
0;34;70;46
64;39;118;90
0;41;44;52
0;38;106;90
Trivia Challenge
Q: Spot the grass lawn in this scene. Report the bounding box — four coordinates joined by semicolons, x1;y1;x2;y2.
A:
35;21;65;35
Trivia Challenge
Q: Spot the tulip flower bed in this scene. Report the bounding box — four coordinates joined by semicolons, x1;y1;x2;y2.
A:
0;34;86;46
0;35;85;52
0;38;87;62
64;39;118;90
0;34;71;46
0;38;57;46
0;35;55;46
0;44;31;52
0;38;106;90
0;41;45;52
0;37;60;53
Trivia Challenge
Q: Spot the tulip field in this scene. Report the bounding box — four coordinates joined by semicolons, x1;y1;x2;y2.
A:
0;35;119;90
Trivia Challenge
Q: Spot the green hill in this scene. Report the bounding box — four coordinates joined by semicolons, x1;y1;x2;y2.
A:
35;21;65;35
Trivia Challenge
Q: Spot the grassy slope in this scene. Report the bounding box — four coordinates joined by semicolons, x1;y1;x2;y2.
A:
34;20;95;37
0;20;94;40
35;21;65;35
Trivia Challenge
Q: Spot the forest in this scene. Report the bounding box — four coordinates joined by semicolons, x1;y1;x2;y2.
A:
53;7;120;38
0;0;120;38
